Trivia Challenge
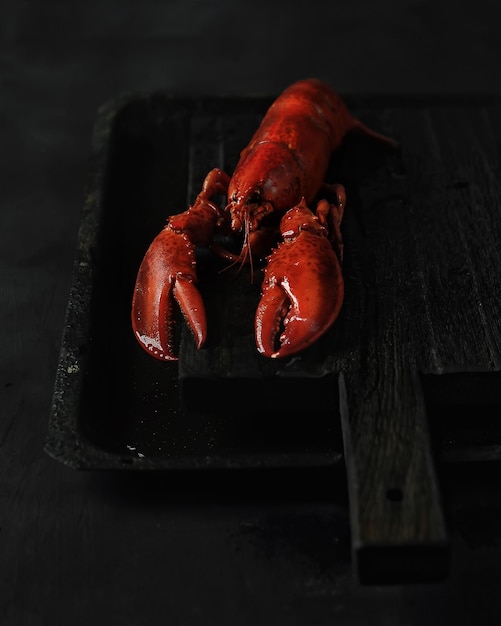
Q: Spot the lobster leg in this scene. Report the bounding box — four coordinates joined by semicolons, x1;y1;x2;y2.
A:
255;187;345;359
131;168;231;360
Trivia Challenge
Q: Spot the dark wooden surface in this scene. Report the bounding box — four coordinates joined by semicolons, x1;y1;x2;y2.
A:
4;1;501;623
177;97;501;582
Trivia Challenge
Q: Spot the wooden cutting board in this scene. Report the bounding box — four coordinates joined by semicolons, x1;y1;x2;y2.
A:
178;95;501;583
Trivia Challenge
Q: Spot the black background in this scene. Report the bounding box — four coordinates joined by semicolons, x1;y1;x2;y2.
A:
3;1;501;624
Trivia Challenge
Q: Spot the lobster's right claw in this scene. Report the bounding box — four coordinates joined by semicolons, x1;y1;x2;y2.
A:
255;198;344;359
131;227;207;361
255;237;344;359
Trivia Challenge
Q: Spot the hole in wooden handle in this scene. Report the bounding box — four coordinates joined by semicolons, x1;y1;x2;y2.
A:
386;487;403;502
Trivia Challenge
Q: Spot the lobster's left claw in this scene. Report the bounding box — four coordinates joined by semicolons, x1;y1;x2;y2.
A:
131;227;207;361
255;199;344;359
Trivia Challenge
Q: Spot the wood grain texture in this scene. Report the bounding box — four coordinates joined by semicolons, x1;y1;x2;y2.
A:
341;102;501;581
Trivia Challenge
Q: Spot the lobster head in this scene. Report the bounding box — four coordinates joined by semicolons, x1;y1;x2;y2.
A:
226;141;305;234
225;185;274;233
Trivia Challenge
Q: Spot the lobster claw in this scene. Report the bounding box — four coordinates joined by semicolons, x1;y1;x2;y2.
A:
255;197;344;359
131;227;207;361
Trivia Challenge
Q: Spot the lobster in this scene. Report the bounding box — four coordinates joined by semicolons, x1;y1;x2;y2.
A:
132;78;396;360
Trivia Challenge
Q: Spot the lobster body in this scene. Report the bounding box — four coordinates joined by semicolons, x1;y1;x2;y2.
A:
132;79;396;360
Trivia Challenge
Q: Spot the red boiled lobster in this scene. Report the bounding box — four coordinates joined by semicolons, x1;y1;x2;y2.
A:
132;78;396;360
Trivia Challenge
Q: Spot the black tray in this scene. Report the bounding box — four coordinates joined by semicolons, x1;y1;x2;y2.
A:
45;91;361;471
46;91;501;473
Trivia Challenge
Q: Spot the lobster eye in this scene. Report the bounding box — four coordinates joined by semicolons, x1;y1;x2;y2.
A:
247;188;262;205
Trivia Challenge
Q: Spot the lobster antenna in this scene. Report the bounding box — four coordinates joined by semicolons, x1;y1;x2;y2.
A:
243;215;254;283
218;215;254;282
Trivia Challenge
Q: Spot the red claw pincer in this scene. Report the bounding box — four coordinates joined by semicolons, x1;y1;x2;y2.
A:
255;197;344;359
132;168;231;360
131;227;207;360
